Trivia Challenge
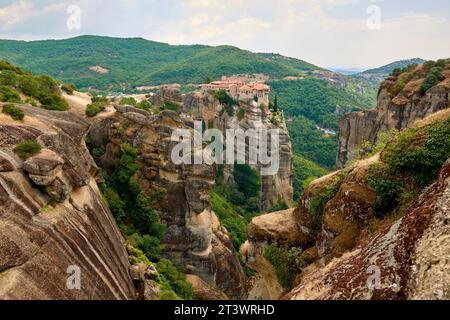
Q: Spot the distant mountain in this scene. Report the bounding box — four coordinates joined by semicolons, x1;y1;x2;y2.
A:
327;67;365;75
0;35;321;92
360;58;426;76
349;58;426;94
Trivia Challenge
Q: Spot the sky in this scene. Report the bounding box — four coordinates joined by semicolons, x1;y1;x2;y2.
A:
0;0;449;69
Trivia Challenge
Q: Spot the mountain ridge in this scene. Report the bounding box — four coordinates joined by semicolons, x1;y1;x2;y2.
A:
0;35;321;92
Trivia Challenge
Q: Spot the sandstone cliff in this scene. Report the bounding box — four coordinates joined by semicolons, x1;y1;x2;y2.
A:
287;158;450;300
89;104;247;299
337;61;450;168
244;106;450;300
183;91;294;211
0;104;136;299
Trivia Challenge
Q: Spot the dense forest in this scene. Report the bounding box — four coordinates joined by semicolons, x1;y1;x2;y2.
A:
269;78;374;130
0;36;320;92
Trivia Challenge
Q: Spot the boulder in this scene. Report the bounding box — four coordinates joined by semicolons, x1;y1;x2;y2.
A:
23;149;63;186
248;208;310;247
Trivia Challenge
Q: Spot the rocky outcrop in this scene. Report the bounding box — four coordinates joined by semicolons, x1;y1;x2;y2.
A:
240;208;310;300
186;274;228;300
0;105;136;300
286;158;450;300
89;105;246;299
337;63;450;168
183;91;294;211
248;208;309;247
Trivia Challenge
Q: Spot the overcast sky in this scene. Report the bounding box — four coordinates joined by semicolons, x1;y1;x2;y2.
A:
1;0;449;69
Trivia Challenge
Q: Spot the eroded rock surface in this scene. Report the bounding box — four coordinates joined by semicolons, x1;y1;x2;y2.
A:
337;63;450;168
286;159;450;300
90;105;247;299
0;105;136;300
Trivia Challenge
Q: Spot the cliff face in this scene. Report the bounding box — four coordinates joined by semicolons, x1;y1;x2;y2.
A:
337;63;450;168
89;105;247;299
244;85;450;300
287;158;450;300
0;105;136;300
183;91;294;211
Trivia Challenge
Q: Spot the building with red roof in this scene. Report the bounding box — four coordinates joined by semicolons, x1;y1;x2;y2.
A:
200;79;270;106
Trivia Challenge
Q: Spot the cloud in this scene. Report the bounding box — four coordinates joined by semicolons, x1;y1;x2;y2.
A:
0;0;449;68
0;0;33;29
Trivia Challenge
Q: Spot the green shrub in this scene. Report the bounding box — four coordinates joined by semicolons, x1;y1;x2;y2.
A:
61;83;76;95
126;231;161;262
86;102;107;117
390;68;402;77
18;75;40;97
0;85;22;103
271;111;283;126
215;89;235;107
15;140;41;160
367;163;405;217
237;108;246;121
2;104;24;121
25;98;38;107
264;245;304;289
0;60;24;74
156;259;193;300
210;191;248;251
120;97;137;106
357;129;399;160
163;100;180;112
420;66;444;94
39;93;69;111
309;171;347;231
368;118;450;217
101;186;126;221
136;100;151;111
0;70;18;86
382;118;450;188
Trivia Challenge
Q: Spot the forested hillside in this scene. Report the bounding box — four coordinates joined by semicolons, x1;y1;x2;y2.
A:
269;78;374;130
0;36;320;92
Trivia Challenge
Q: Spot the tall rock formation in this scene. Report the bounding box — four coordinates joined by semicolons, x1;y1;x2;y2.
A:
89;105;247;299
0;105;136;300
337;62;450;168
183;91;294;211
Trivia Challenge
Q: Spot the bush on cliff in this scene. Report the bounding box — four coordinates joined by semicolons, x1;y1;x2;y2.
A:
39;92;69;111
420;66;444;94
383;117;450;188
368;117;450;217
119;96;137;106
309;171;347;232
0;85;22;103
61;83;76;95
85;102;107;117
156;259;193;300
94;143;192;299
264;245;304;290
86;96;109;117
2;103;24;121
210;191;248;251
14;140;41;160
163;100;180;112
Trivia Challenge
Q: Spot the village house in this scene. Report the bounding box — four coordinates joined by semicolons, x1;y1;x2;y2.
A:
200;79;270;106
